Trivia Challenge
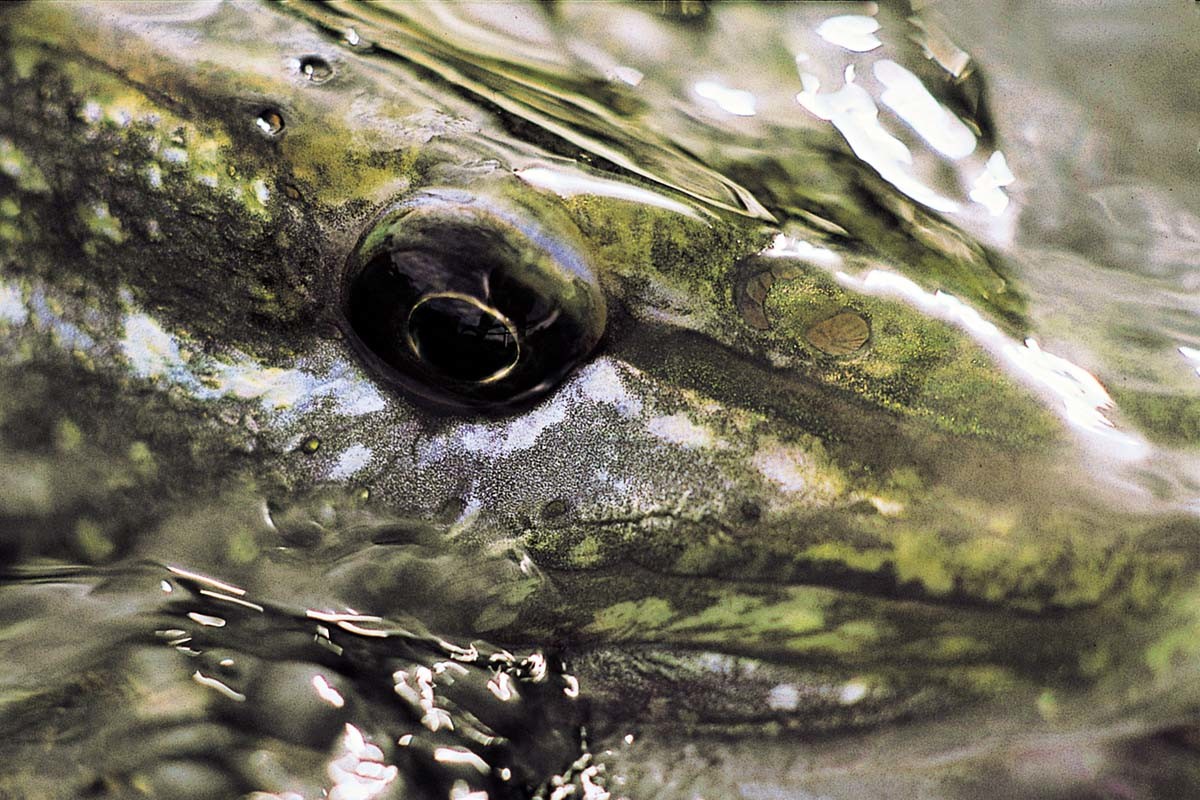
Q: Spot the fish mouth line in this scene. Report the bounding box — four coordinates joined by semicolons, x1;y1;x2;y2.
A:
565;641;951;741
522;556;1142;730
537;512;1100;617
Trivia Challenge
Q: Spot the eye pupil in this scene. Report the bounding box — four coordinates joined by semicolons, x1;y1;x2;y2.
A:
407;293;520;384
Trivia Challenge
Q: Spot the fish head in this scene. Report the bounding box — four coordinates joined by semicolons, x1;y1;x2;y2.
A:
3;2;1200;798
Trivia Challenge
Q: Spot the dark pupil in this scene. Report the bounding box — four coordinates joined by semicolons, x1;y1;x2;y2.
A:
408;295;519;383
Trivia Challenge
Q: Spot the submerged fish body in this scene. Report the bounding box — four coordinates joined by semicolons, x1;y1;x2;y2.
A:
2;2;1200;798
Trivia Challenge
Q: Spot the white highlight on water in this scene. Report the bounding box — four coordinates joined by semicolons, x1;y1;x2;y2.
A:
433;747;490;774
1178;346;1200;378
874;59;977;160
328;724;398;800
835;269;1144;453
760;233;843;268
516;165;701;219
608;65;644;86
816;15;883;53
192;670;245;702
797;72;960;214
693;80;757;117
312;674;346;708
969;151;1016;216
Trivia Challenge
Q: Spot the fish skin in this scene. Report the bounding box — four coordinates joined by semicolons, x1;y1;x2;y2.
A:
2;2;1200;798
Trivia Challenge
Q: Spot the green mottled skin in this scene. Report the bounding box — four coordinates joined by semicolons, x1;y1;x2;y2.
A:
2;3;1200;796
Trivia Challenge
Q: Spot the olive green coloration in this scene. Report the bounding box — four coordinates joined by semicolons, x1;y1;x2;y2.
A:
2;2;1200;800
1112;389;1200;448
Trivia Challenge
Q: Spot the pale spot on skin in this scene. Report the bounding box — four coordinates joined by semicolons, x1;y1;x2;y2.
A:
104;107;134;128
122;312;184;380
0;136;49;192
79;201;126;243
120;309;387;417
751;444;813;494
144;164;163;189
0;282;28;325
329;376;388;416
253;179;271;205
453;395;569;456
593;467;634;498
694;652;738;675
868;496;904;516
217;365;310;408
433;358;643;459
839;680;869;705
646;413;717;449
767;683;800;711
749;439;845;503
327;444;372;480
501;398;569;452
577;358;643;416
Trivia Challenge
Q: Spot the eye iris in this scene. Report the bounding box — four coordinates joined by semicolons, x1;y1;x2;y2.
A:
406;293;520;383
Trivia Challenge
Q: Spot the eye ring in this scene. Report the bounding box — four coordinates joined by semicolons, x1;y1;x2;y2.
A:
404;291;522;385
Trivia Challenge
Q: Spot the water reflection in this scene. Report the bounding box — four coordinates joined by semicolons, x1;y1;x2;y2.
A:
693;80;757;117
835;268;1140;448
816;14;883;54
797;66;962;213
18;559;588;797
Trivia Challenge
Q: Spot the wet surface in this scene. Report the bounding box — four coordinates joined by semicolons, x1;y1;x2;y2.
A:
2;1;1200;798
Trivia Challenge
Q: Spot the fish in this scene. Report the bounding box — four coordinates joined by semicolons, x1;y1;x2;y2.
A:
2;1;1200;798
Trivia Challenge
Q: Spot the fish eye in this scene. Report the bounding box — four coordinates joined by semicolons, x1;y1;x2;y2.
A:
343;191;607;411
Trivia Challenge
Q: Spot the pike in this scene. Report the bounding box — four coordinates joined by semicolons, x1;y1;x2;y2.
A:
1;2;1198;798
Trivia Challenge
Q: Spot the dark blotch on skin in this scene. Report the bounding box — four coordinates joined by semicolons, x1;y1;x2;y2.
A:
541;498;570;520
